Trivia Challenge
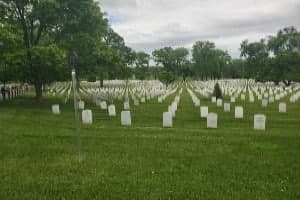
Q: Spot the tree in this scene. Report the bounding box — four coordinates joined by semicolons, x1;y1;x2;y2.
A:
192;41;224;80
152;47;174;71
152;47;189;77
0;25;23;85
173;47;189;77
158;70;175;88
240;39;269;79
135;51;150;68
0;0;109;102
267;26;300;85
223;59;246;78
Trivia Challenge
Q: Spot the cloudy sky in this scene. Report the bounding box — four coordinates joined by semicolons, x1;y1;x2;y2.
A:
97;0;300;58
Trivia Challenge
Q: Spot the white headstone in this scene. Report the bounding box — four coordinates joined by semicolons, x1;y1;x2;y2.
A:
52;104;60;115
279;102;286;113
124;101;130;110
241;94;246;101
121;111;131;126
82;110;92;124
235;106;243;119
224;103;230;112
207;113;218;128
217;99;223;107
254;114;266;130
96;99;101;106
108;104;116;117
134;99;139;106
168;105;176;118
262;99;268;107
211;96;216;103
78;101;85;110
163;112;173;128
194;99;200;107
230;97;236;103
100;101;107;110
200;106;208;118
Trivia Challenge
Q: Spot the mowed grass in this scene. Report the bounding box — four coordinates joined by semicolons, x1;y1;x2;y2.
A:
0;88;300;200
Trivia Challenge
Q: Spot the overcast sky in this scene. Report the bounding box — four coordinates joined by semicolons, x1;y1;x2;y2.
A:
97;0;300;58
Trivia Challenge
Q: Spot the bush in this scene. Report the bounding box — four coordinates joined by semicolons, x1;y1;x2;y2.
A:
213;82;222;99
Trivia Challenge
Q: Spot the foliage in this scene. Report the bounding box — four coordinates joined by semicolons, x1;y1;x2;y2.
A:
135;51;150;68
158;70;176;87
192;41;231;80
240;26;300;85
152;47;189;77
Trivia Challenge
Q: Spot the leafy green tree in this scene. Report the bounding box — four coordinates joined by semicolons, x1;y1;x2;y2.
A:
152;47;174;70
192;41;216;80
223;59;246;78
0;25;23;84
158;70;175;88
240;39;269;79
152;47;188;77
267;27;300;85
135;51;150;68
1;0;108;102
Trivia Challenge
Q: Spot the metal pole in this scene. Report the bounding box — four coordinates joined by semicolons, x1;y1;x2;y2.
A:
72;69;81;162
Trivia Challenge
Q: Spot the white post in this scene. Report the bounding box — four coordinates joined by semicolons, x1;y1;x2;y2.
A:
72;69;81;161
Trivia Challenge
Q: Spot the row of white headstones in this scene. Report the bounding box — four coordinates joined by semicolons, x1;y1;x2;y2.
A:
51;81;179;126
50;79;299;130
178;80;296;131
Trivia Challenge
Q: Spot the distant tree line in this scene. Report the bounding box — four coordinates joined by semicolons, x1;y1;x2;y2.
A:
149;26;300;86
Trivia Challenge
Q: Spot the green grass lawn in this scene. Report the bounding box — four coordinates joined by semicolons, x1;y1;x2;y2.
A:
0;88;300;199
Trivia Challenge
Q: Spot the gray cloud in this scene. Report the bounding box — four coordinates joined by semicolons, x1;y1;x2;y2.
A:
97;0;300;58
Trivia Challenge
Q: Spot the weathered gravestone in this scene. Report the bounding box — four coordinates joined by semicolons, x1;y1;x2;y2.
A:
163;112;173;128
82;110;92;124
207;113;218;128
121;111;131;126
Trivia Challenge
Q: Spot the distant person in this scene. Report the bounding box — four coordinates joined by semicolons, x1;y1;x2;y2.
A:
7;86;11;100
1;86;6;101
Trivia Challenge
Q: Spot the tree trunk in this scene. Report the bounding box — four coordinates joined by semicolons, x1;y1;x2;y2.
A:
35;83;43;103
100;79;104;88
283;80;291;86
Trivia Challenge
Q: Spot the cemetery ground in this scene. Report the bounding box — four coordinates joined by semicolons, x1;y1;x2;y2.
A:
0;88;300;199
